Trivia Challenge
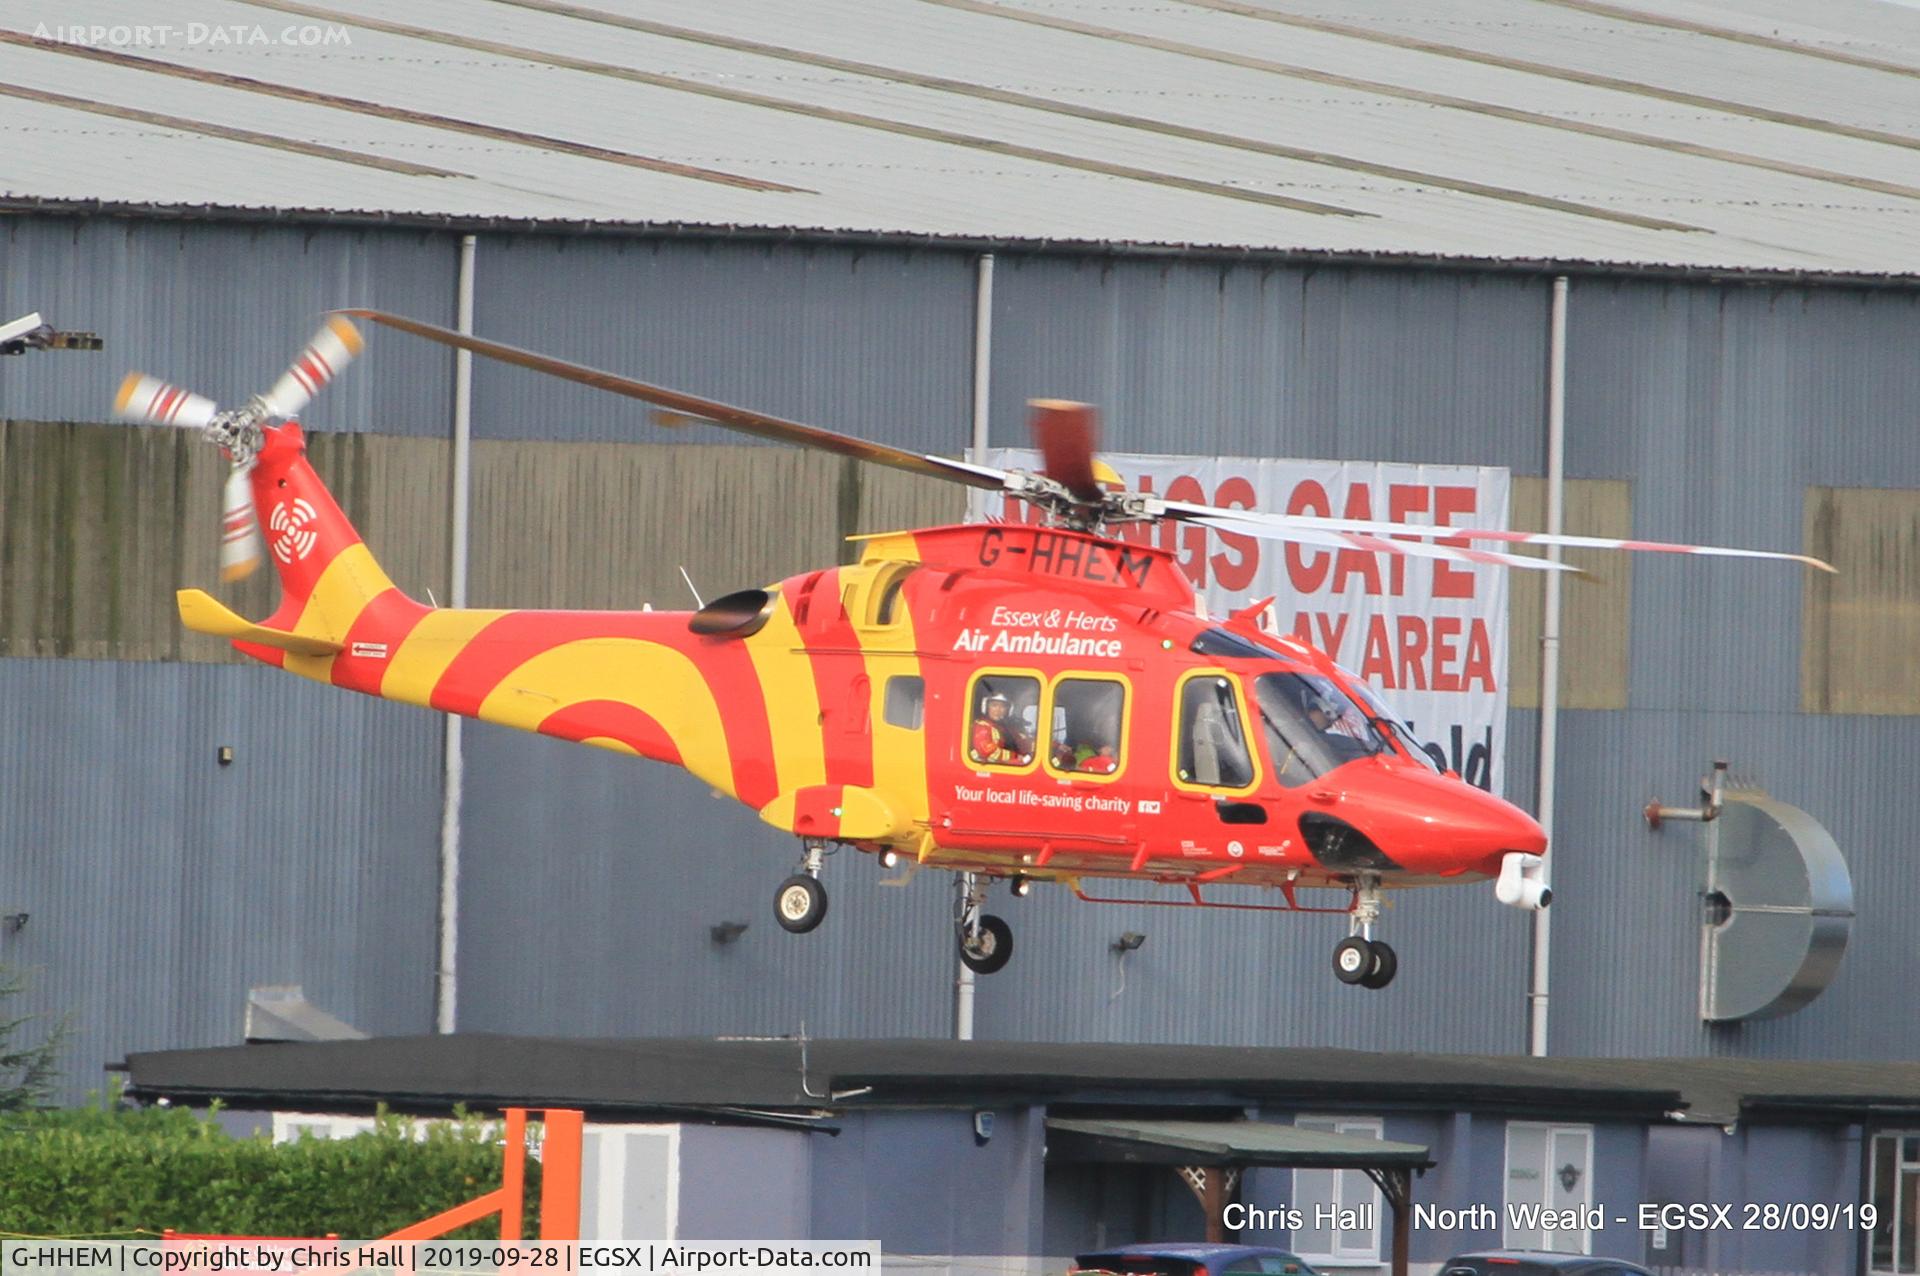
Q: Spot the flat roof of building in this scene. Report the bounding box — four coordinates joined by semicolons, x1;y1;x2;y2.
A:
9;1;1920;278
121;1036;1920;1126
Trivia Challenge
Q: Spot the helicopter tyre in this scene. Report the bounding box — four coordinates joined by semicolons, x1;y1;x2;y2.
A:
775;874;828;934
1332;936;1374;985
959;914;1014;975
1360;940;1398;990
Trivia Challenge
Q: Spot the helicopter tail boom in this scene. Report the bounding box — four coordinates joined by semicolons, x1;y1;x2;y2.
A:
178;418;789;803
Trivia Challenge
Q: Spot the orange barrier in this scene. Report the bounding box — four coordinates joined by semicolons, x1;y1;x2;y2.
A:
382;1108;583;1241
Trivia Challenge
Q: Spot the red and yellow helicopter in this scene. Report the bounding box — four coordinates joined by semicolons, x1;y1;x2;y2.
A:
114;315;1831;989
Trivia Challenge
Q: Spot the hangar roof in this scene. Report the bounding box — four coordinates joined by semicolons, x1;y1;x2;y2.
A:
121;1035;1920;1126
7;0;1920;279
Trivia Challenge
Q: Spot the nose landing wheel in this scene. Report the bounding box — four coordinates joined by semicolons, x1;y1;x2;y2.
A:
1331;936;1397;989
1332;878;1397;989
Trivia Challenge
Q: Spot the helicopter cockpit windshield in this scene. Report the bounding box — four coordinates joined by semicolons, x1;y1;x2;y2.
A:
1335;668;1446;774
1254;671;1391;787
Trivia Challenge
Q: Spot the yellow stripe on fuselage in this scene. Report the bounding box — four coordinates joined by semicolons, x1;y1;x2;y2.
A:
741;593;827;796
474;638;734;795
378;608;513;706
282;544;398;683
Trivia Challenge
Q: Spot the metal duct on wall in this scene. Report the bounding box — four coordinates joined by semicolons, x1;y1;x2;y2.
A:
1651;768;1854;1023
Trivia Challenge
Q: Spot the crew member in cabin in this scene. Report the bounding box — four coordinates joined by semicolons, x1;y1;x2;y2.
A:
971;692;1033;765
1076;729;1119;774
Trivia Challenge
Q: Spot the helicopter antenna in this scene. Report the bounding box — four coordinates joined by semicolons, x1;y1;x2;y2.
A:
678;566;705;609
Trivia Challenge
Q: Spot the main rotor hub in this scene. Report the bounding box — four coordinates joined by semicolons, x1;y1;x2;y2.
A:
206;399;271;465
1002;469;1158;533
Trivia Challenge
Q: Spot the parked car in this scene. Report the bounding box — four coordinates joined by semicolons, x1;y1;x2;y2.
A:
1439;1250;1654;1276
1071;1243;1320;1276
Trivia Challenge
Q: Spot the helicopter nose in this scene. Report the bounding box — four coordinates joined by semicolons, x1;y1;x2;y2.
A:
1299;767;1546;874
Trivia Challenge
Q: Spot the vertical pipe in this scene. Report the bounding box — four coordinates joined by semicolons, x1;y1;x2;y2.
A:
1390;1170;1410;1276
436;233;476;1036
957;253;994;1042
970;253;994;465
1530;275;1569;1057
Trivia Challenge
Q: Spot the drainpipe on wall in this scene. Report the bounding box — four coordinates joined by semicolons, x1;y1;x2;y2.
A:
436;233;477;1035
956;253;994;1043
1529;275;1569;1057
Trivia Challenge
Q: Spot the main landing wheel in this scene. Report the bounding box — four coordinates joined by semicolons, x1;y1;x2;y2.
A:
1360;940;1397;990
1332;936;1373;985
1333;936;1398;989
775;874;828;934
959;914;1014;975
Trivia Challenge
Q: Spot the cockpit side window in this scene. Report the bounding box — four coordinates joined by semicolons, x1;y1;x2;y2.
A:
1175;673;1256;790
1255;672;1388;787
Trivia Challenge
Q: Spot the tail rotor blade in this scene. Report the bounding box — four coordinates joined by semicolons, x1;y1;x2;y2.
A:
115;373;219;429
261;316;364;419
1029;399;1103;502
219;462;262;581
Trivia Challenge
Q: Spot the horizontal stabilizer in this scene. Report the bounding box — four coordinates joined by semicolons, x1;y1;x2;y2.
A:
177;589;343;656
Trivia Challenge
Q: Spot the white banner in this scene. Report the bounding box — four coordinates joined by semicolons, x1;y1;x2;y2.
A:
970;451;1510;793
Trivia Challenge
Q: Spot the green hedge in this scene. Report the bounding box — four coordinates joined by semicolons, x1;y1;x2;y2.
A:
0;1104;540;1239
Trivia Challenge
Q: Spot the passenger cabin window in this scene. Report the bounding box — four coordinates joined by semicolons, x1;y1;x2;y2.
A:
1046;678;1125;777
1176;674;1254;789
967;674;1040;768
883;676;924;730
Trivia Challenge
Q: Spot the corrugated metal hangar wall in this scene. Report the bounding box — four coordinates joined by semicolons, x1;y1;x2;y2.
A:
4;214;1918;1100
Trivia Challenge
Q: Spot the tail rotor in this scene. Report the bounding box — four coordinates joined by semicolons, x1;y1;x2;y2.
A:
113;318;366;582
261;316;365;419
113;373;219;430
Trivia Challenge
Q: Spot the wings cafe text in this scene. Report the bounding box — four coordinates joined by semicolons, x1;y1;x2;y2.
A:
976;452;1513;792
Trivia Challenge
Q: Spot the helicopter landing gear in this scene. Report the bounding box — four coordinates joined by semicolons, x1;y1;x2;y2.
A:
1332;877;1397;990
956;872;1014;975
775;839;829;934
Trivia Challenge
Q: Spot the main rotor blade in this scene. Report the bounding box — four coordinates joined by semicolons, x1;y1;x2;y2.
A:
341;310;1007;491
1235;509;1835;574
1029;399;1103;502
261;316;365;419
1164;503;1583;575
115;373;219;429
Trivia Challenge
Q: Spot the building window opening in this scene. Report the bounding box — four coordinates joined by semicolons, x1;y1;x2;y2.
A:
1870;1132;1920;1274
